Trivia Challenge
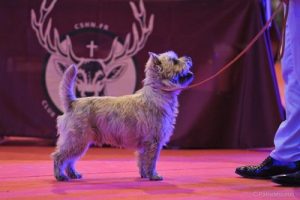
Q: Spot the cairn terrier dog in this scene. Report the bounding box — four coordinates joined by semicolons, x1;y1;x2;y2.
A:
52;51;193;181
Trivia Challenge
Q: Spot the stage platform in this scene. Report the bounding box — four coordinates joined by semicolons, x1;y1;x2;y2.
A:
0;138;299;200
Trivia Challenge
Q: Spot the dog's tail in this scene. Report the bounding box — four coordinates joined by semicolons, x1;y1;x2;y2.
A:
59;64;77;112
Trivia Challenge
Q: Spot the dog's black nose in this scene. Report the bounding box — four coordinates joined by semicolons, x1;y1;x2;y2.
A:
184;56;193;66
184;56;192;61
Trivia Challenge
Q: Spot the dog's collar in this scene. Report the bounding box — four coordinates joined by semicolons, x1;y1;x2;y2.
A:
161;87;184;92
143;83;183;92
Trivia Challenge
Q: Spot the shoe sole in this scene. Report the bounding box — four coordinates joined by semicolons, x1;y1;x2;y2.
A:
271;177;300;186
235;170;271;179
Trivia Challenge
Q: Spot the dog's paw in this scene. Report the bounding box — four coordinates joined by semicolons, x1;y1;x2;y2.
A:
55;174;70;182
149;174;163;181
66;168;82;179
69;172;82;179
140;172;148;179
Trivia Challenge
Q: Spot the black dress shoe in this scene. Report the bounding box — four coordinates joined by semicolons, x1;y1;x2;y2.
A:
272;171;300;186
235;156;300;179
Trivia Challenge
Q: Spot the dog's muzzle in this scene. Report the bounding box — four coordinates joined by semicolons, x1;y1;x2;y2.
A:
183;56;193;68
179;71;194;85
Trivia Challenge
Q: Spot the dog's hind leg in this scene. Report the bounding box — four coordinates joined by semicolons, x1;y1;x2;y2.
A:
65;139;92;179
52;150;70;181
142;141;163;181
66;160;82;179
52;133;90;181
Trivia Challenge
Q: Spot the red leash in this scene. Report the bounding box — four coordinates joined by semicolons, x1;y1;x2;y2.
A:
164;1;287;92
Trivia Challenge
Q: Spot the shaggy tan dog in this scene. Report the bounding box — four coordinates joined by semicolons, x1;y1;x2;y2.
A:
52;51;193;181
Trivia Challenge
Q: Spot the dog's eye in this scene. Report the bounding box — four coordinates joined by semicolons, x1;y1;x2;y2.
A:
157;65;163;73
172;58;179;65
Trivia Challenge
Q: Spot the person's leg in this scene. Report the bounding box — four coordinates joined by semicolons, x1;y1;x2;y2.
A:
270;80;300;161
270;0;300;162
269;0;300;186
236;0;300;179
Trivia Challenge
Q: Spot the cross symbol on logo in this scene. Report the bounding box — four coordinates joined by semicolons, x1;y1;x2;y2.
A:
86;40;98;58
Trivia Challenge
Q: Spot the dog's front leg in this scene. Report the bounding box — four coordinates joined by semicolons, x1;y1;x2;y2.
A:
142;141;163;181
137;149;147;178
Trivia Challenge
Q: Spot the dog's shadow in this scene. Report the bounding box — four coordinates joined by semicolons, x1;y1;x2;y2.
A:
50;177;194;195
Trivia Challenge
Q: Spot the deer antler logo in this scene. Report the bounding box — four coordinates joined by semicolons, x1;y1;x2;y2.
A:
31;0;154;114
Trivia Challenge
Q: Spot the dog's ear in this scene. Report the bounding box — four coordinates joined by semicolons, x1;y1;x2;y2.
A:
148;52;161;66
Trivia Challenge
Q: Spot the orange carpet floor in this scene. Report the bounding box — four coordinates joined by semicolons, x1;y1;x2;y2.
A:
0;139;299;200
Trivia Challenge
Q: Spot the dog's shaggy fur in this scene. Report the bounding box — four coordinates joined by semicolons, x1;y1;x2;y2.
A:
52;51;193;181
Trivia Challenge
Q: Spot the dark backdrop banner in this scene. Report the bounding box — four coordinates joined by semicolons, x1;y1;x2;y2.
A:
0;0;284;148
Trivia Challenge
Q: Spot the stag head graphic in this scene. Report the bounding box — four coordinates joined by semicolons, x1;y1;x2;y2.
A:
31;0;154;101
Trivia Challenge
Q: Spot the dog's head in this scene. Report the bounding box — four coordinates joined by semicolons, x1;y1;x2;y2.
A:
144;51;194;90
